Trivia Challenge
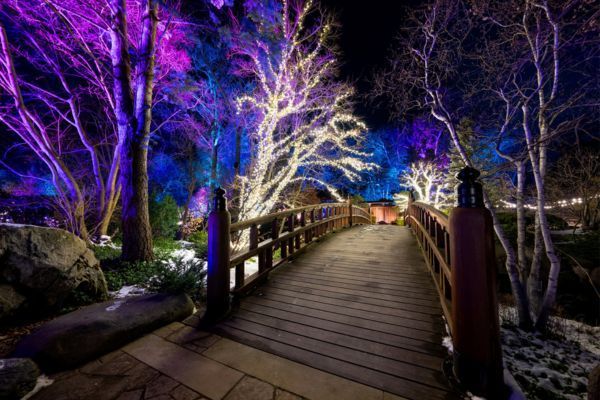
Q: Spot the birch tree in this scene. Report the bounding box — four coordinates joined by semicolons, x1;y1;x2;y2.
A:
374;0;534;328
374;0;598;330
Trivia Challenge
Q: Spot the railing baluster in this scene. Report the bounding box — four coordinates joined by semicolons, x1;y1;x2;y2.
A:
249;224;265;276
298;211;305;249
272;218;280;262
235;262;244;290
287;214;295;255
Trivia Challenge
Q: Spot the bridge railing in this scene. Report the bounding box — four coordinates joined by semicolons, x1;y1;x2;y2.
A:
229;202;371;294
404;167;504;398
405;201;453;333
205;189;371;321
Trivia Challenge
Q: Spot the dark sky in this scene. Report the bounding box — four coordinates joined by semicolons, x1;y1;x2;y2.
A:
318;0;416;129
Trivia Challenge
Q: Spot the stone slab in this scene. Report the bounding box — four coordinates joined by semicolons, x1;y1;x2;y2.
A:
123;334;242;400
13;293;194;371
202;337;383;400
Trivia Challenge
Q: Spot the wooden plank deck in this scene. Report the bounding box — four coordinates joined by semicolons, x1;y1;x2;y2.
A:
213;225;459;400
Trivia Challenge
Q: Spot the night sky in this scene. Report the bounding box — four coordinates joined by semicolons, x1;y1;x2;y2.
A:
318;0;416;129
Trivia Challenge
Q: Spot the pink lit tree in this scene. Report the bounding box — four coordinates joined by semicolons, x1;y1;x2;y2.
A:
0;0;191;260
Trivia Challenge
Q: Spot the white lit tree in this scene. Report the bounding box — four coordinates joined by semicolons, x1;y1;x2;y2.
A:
233;0;373;223
401;161;451;209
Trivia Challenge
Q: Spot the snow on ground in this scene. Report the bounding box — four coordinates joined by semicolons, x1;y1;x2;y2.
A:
110;245;205;299
441;308;599;400
22;375;54;400
109;285;147;299
500;307;599;400
95;235;121;248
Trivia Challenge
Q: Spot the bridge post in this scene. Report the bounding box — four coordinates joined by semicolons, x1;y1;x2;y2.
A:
348;199;353;227
206;187;231;322
449;167;504;398
405;189;414;227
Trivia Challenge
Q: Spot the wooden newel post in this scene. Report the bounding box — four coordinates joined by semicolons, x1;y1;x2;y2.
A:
206;187;231;322
348;199;353;227
406;189;414;227
449;167;504;398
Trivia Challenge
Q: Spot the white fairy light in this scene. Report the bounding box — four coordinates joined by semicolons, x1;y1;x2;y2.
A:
234;0;375;230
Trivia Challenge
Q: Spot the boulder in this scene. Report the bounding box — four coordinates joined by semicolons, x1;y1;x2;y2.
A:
0;358;40;399
0;285;26;320
12;293;194;371
0;223;108;318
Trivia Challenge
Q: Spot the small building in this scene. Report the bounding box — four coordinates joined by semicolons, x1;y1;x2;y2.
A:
366;200;400;224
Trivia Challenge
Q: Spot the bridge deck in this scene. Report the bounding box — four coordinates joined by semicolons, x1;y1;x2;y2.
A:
214;225;459;400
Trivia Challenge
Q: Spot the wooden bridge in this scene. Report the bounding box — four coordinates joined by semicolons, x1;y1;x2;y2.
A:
205;171;504;399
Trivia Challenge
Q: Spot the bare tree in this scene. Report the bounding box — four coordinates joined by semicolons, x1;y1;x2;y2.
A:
373;0;534;328
547;148;600;230
0;0;190;261
375;0;599;330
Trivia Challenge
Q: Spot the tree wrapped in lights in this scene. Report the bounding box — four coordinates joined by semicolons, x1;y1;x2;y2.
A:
401;161;451;209
232;0;373;224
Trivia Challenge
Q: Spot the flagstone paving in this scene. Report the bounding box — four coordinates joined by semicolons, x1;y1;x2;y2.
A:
31;315;410;400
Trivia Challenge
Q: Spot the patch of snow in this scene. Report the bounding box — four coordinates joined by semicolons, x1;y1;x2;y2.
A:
177;240;195;248
466;392;486;400
500;306;599;399
110;285;146;299
22;375;53;400
170;248;197;264
93;235;121;249
442;336;454;353
105;300;125;311
161;247;204;273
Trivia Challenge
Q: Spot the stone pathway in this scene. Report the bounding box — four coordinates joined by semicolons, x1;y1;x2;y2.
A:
31;314;407;400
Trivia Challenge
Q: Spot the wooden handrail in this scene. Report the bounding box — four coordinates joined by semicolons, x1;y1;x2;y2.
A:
228;202;371;295
405;201;453;333
405;169;503;397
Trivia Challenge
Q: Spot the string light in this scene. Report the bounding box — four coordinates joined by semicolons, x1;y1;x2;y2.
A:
235;0;375;232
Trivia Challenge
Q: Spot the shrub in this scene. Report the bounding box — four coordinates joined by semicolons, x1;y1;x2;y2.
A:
91;244;121;262
188;230;208;257
104;256;206;302
149;194;180;239
153;237;182;258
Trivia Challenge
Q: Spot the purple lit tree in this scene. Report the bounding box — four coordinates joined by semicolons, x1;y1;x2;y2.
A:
0;0;191;260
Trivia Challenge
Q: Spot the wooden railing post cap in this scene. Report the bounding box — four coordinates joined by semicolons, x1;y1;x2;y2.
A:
456;166;484;208
213;187;227;212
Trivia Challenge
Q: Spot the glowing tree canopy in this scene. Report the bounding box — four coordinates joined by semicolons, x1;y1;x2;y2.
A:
0;0;190;241
401;161;451;209
233;0;373;223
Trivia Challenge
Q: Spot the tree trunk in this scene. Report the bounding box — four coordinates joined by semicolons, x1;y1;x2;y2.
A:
528;221;544;316
522;105;561;330
109;0;156;261
434;109;532;328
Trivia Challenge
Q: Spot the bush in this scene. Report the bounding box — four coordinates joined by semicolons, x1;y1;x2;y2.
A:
149;194;179;239
153;237;182;258
104;256;206;302
91;244;121;262
188;230;208;258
